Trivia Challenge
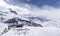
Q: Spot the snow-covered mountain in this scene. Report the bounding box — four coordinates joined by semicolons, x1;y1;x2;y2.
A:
0;1;44;36
0;7;60;36
0;0;60;36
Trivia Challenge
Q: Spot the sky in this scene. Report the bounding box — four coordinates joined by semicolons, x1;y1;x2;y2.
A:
4;0;60;7
1;0;60;20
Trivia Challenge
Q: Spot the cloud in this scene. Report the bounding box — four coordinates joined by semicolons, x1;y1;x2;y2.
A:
0;0;60;20
0;0;10;8
27;5;60;20
4;0;60;7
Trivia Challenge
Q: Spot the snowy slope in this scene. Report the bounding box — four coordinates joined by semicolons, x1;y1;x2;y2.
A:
1;27;60;36
0;0;60;36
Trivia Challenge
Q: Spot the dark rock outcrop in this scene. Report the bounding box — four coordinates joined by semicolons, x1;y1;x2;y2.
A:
9;8;17;14
4;17;43;28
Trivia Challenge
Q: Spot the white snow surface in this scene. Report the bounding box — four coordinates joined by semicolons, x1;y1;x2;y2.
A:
0;0;60;36
0;26;60;36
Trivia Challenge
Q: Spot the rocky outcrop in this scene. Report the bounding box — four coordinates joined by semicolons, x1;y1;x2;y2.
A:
4;17;43;29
